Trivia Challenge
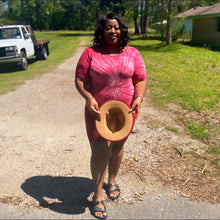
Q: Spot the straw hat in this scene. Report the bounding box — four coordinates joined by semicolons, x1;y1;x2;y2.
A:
95;100;134;141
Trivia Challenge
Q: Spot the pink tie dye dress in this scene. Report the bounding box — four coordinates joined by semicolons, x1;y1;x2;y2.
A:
75;45;146;142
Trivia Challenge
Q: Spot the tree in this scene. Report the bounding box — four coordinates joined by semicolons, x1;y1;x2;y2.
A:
160;0;173;45
20;0;25;23
99;0;125;15
123;0;140;34
140;0;150;35
0;0;7;18
35;0;40;30
1;0;219;31
124;0;162;36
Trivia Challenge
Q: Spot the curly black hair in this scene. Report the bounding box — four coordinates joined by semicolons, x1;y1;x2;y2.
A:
93;12;129;48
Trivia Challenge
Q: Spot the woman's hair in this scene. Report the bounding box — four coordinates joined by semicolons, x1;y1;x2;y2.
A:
93;12;129;48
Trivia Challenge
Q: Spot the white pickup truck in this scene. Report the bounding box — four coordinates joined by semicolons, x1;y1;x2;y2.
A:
0;25;50;70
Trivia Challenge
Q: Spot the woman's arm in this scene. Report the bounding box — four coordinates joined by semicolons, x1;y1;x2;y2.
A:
75;77;100;116
130;78;147;117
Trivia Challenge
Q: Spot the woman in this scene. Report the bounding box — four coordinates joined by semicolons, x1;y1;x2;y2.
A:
75;12;147;219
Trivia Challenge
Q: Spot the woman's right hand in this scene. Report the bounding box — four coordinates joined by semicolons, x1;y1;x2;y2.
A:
75;77;100;117
88;97;100;117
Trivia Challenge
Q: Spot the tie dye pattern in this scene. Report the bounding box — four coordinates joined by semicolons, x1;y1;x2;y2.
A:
76;46;146;141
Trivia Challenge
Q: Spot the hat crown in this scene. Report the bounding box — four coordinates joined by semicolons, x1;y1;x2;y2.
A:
106;107;125;133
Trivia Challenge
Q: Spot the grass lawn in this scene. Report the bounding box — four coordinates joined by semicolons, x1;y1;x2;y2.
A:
129;37;220;112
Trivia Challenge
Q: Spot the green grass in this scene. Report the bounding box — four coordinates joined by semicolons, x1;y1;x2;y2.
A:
207;145;220;172
208;145;220;155
185;120;210;140
208;145;220;171
0;30;92;95
129;37;220;112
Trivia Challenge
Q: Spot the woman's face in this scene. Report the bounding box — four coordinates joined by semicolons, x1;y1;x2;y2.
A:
104;19;121;47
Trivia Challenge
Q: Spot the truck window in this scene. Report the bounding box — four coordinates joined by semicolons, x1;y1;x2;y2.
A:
0;27;21;39
21;27;28;38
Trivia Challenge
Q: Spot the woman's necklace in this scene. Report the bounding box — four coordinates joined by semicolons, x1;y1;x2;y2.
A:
103;46;126;55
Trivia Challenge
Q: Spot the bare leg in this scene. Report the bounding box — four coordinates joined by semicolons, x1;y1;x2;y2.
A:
107;140;125;198
90;140;111;218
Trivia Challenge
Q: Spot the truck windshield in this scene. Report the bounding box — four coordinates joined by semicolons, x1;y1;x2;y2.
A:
0;27;22;40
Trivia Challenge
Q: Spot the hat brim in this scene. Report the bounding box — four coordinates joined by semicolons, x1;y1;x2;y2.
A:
95;100;134;142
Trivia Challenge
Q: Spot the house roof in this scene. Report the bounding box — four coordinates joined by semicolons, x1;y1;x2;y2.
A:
175;3;220;19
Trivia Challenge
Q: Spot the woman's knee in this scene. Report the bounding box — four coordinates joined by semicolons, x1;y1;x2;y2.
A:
111;141;125;157
91;141;112;159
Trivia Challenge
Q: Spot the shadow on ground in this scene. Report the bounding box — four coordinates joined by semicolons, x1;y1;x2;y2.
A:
0;58;37;74
21;175;93;215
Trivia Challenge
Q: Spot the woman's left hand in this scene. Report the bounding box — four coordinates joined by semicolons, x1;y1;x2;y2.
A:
130;96;142;117
131;78;147;117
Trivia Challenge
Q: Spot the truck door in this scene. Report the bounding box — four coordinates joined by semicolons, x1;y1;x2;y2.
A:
21;27;35;57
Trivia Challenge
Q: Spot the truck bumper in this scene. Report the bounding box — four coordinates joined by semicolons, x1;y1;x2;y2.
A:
0;54;22;64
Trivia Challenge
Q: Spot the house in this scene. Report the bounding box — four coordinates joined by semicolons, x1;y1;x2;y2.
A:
175;3;220;46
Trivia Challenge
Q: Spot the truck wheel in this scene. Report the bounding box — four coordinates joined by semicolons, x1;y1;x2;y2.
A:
37;47;47;60
20;51;27;70
42;47;47;60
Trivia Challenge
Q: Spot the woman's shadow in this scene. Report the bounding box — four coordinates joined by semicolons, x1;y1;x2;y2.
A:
21;175;93;215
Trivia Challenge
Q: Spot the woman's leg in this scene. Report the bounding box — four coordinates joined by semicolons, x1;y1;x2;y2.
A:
90;140;111;218
107;140;125;198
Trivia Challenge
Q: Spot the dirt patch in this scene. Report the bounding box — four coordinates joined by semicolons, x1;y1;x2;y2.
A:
0;42;219;211
121;93;220;204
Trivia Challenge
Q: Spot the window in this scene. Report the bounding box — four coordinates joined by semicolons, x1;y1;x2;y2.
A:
21;27;27;38
216;17;220;32
0;27;21;39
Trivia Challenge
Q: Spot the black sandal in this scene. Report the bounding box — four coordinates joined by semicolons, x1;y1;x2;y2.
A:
91;200;107;219
106;183;120;201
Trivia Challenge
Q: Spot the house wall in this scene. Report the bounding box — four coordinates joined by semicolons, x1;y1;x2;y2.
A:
192;17;220;46
179;19;193;40
175;18;192;40
183;19;193;32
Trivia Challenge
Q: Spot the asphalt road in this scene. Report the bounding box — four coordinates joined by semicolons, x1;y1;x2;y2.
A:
0;190;220;219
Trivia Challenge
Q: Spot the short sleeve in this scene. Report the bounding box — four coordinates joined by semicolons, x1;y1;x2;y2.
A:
75;47;91;81
132;49;146;82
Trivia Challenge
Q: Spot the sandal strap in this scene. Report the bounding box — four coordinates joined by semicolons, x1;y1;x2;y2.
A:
93;207;106;212
108;188;120;194
108;183;119;188
93;200;105;207
107;184;120;194
93;200;106;211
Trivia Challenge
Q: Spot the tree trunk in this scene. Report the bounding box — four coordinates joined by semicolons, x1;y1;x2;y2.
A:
190;0;195;8
134;17;140;34
143;0;149;35
161;0;173;45
80;8;84;31
96;9;99;24
35;0;40;30
166;15;172;45
166;0;172;45
133;5;139;35
143;15;149;34
21;0;25;23
140;0;145;34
